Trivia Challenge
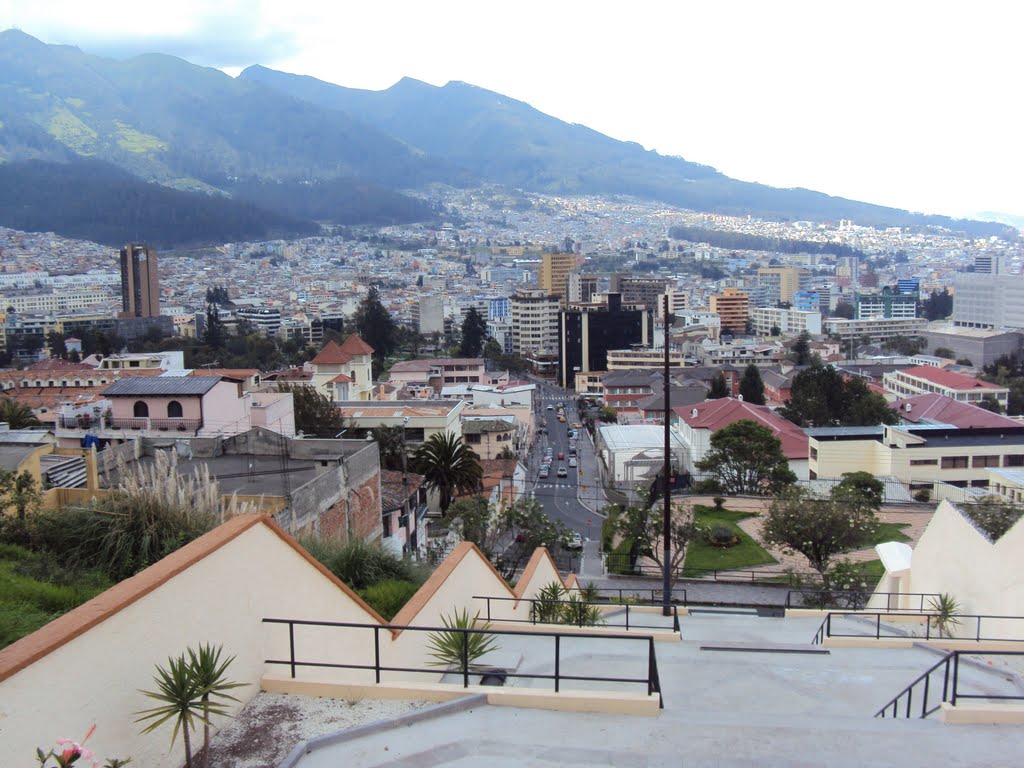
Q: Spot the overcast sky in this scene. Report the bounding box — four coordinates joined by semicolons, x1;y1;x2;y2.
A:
2;0;1021;219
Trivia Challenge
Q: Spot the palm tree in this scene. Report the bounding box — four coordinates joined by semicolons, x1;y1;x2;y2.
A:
0;397;40;429
371;425;406;471
188;643;243;768
414;431;482;514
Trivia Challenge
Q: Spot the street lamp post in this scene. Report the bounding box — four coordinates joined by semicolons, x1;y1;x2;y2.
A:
662;293;673;616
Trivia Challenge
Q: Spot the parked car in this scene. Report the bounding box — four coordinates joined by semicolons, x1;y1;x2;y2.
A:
539;467;550;479
547;404;554;410
566;532;583;550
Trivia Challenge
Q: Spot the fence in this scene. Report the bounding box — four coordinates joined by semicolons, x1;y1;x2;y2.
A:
785;590;942;612
605;553;811;585
471;595;681;632
262;617;664;707
811;611;1024;645
876;650;1024;718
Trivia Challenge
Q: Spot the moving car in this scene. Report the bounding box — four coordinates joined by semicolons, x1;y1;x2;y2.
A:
568;456;578;467
566;532;583;550
539;467;549;479
557;452;565;460
557;466;568;477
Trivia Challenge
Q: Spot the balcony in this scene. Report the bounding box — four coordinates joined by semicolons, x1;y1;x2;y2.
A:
57;415;203;436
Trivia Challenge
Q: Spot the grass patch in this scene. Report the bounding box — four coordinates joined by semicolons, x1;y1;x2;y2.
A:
0;544;112;649
684;506;777;573
848;522;910;551
850;559;885;585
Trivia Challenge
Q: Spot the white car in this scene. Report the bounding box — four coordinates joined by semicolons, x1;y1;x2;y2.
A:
568;457;578;467
566;532;583;550
557;466;568;477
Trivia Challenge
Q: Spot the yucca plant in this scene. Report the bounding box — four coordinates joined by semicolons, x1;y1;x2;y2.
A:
928;593;963;639
136;654;206;768
532;581;567;624
426;609;500;674
187;644;244;768
561;593;606;627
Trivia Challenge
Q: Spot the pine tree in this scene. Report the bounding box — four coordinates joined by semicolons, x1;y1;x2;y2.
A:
708;373;729;399
460;307;488;358
740;363;766;405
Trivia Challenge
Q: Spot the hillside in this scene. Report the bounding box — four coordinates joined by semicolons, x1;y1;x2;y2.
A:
0;159;319;248
240;65;1011;237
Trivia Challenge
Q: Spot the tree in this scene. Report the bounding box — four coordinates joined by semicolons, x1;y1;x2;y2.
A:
45;330;67;358
832;301;855;320
769;325;781;337
779;364;898;427
921;289;953;321
278;383;346;437
187;644;242;768
762;487;880;583
351;286;397;368
933;347;955;359
203;303;225;348
482;337;503;361
446;496;570;579
611;501;699;584
707;373;729;399
830;471;884;512
0;469;41;522
459;307;488;358
0;398;41;429
739;364;766;405
978;395;1004;414
414;432;483;515
791;330;812;366
598;405;618;423
371;425;406;471
881;334;926;356
694;420;796;495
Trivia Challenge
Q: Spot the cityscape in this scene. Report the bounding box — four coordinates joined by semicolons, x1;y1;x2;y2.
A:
2;12;1024;768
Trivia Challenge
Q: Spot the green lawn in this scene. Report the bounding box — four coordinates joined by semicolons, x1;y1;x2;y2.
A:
0;544;111;650
847;522;911;551
684;506;777;573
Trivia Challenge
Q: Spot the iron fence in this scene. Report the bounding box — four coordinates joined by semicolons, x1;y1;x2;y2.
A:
262;617;664;707
786;590;942;612
471;595;681;632
811;611;1024;645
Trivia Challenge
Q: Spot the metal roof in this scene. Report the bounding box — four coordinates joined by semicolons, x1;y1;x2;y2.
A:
102;376;222;397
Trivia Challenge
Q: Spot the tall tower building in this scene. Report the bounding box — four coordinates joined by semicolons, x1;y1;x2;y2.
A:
119;243;160;318
538;252;577;306
709;287;750;335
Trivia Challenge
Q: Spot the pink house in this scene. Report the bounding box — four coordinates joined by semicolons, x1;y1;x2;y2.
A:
100;376;248;437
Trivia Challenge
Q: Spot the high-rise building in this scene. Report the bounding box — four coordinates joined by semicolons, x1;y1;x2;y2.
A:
538;252;577;305
414;296;445;335
567;273;599;305
854;287;917;320
119;243;160;318
612;275;672;311
757;267;808;305
709;287;749;335
973;254;1002;275
558;294;652;389
953;272;1024;330
510;289;561;361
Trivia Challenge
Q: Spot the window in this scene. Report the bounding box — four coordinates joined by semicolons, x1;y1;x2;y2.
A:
465;433;482;444
167;401;183;418
940;456;968;469
972;455;1000;468
133;401;149;417
909;458;938;466
1005;455;1024;467
810;447;818;460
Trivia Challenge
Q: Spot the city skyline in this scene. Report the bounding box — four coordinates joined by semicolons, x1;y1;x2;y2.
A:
1;1;1021;221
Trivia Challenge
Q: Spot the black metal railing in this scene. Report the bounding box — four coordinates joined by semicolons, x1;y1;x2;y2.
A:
262;618;664;708
876;650;1024;718
59;415;203;432
472;595;681;633
786;590;942;613
810;611;1024;645
606;554;813;585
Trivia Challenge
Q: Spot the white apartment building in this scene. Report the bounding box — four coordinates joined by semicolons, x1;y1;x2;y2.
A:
510;289;560;356
882;365;1010;410
824;316;928;342
751;307;822;336
952;273;1024;330
0;289;111;313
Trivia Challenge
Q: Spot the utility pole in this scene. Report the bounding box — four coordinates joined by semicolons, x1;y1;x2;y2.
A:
662;294;672;616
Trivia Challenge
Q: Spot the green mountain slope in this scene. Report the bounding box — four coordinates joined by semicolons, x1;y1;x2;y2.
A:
240;65;1009;236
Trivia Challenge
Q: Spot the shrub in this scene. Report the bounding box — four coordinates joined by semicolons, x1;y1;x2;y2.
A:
299;536;419;590
705;524;739;548
693;478;725;495
560;593;605;627
532;581;567;624
712;496;726;510
358;579;420;620
913;488;931;503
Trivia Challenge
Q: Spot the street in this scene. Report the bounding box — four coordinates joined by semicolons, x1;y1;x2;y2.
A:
525;379;605;543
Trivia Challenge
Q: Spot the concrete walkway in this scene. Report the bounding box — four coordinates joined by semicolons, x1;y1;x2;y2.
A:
292;612;1024;768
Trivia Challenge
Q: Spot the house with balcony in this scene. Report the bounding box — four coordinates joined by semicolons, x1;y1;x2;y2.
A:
334;400;466;446
461;418;516;460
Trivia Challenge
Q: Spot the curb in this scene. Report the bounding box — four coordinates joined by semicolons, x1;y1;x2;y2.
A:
278;694;489;767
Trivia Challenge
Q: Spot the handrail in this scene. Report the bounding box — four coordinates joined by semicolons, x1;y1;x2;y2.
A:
810;611;1024;644
262;617;664;708
605;554;814;585
471;595;681;632
786;590;943;612
565;586;689;606
875;650;1024;718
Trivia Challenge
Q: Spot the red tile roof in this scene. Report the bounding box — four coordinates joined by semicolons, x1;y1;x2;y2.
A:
673;397;808;460
309;340;352;366
897;365;1002;391
889;393;1019;429
328;373;353;384
338;334;374;357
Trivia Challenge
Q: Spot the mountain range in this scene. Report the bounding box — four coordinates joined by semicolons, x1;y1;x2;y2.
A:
0;28;1011;247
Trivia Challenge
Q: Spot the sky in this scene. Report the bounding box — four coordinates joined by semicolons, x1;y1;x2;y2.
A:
2;0;1021;220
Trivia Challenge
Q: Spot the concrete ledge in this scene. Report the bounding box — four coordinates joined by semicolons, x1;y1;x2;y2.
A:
700;642;829;655
939;701;1024;725
823;637;1024;651
261;673;660;716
